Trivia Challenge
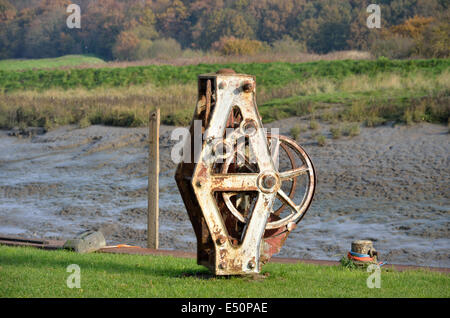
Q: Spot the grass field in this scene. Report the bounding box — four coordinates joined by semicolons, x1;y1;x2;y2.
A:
1;58;447;92
0;246;448;298
0;55;106;71
0;58;448;130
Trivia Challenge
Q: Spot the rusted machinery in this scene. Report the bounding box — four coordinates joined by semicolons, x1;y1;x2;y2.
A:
175;69;316;275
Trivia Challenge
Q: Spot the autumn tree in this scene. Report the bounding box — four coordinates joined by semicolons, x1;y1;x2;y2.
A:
80;0;127;59
211;36;267;55
194;8;255;50
156;0;191;46
390;16;434;39
417;19;449;58
0;0;15;22
23;6;70;57
0;0;448;60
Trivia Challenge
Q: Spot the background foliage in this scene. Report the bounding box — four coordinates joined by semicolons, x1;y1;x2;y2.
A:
0;0;448;61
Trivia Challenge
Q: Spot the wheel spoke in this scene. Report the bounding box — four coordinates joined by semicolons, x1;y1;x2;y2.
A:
222;192;247;223
279;165;308;180
276;188;299;213
210;173;259;191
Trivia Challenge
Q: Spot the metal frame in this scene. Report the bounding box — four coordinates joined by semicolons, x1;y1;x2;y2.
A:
175;69;316;275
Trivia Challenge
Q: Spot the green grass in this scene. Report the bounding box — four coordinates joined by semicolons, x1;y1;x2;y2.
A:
259;91;449;125
0;58;448;92
0;57;448;129
0;55;106;72
0;246;448;298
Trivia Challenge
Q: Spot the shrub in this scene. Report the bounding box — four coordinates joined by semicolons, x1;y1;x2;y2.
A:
316;135;326;146
403;109;413;125
181;49;205;59
211;36;268;56
370;36;416;59
364;115;386;127
340;256;357;269
416;21;450;58
309;120;319;130
78;116;91;129
163;109;192;126
99;110;144;127
135;40;153;60
271;36;307;54
342;101;365;122
320;110;338;123
290;125;301;140
146;38;182;59
342;124;360;137
294;101;312;117
330;126;341;139
389;16;434;39
114;37;182;61
370;16;437;59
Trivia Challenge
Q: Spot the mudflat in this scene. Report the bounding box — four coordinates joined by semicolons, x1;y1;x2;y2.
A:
0;119;448;267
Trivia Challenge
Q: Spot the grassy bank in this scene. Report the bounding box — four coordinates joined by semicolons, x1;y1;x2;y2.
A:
0;58;448;130
0;58;447;92
0;55;106;72
258;72;450;125
0;246;448;298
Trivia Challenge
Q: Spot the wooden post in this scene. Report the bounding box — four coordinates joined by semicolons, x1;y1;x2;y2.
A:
148;109;160;249
351;240;374;255
351;240;378;265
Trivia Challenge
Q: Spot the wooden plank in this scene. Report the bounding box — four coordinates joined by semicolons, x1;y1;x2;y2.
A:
148;109;160;249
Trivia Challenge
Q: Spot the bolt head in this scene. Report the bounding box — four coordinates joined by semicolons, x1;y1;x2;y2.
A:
257;172;280;193
216;236;226;245
243;82;253;93
262;175;276;189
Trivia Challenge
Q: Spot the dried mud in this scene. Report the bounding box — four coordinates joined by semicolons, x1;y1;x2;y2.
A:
0;120;448;267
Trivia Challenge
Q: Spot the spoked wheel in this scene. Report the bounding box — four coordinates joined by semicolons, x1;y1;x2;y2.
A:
221;133;316;231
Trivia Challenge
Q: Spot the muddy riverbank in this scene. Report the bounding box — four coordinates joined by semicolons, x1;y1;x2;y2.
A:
0;119;448;267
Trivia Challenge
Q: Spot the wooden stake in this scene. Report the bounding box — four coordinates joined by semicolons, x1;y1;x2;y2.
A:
351;240;374;255
351;240;378;264
148;109;160;249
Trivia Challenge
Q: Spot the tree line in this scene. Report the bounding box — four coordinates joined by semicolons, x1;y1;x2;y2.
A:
0;0;448;61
